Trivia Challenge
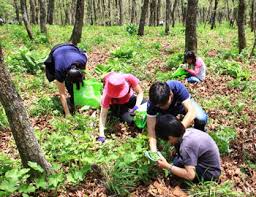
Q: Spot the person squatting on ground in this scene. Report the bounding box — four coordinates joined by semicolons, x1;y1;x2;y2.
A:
44;43;88;117
156;114;221;183
181;51;206;83
147;80;208;152
98;72;144;143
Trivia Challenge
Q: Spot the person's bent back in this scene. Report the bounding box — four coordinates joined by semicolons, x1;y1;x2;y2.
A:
156;114;221;182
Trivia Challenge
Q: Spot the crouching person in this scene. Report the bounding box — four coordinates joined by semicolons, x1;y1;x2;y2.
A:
156;114;221;182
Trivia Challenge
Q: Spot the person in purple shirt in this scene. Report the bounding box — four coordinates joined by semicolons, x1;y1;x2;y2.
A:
156;114;221;182
44;43;88;116
147;80;208;152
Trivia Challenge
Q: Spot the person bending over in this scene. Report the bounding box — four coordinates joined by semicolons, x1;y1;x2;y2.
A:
156;114;221;182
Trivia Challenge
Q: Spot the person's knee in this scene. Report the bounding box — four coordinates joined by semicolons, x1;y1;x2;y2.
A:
121;113;133;124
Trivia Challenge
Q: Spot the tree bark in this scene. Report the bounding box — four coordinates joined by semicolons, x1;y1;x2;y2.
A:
119;0;123;25
237;0;246;53
70;0;85;45
156;0;161;26
165;0;171;34
93;0;97;24
171;0;178;27
35;0;39;24
20;0;33;40
131;0;136;23
185;0;198;53
250;0;255;32
39;0;47;34
138;0;149;36
29;0;36;24
181;0;187;26
149;0;156;26
210;0;218;29
47;0;55;24
250;0;256;58
13;0;21;24
0;47;51;173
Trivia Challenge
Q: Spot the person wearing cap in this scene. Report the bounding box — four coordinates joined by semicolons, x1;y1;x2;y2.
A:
44;43;88;117
97;72;144;143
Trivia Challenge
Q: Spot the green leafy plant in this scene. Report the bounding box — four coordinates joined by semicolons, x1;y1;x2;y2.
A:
210;127;236;154
189;181;242;197
95;64;113;74
166;53;184;69
111;46;134;59
126;24;137;35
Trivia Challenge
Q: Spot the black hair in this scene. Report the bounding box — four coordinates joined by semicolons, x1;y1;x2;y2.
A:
184;51;196;65
67;62;84;90
149;82;171;106
155;114;185;140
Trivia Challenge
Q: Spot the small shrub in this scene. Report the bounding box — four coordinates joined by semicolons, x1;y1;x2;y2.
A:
209;127;236;154
166;53;184;69
111;47;134;59
126;24;137;35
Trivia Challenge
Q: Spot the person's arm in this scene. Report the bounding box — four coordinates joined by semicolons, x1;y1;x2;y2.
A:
133;84;144;107
99;107;109;137
185;62;201;76
56;81;70;117
181;99;196;128
157;158;196;180
147;115;158;152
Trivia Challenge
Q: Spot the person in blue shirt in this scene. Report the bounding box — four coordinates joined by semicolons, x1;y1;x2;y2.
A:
44;43;88;116
147;81;208;152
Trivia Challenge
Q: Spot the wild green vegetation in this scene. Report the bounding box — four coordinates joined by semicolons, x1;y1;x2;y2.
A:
0;23;255;196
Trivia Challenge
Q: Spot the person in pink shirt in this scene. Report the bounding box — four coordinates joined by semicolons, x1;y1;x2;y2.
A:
97;72;144;143
182;51;206;83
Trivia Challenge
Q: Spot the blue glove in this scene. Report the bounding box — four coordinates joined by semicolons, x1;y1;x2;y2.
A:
129;105;139;115
96;136;105;143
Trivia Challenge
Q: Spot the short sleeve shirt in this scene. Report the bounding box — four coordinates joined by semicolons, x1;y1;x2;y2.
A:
179;128;221;177
101;73;139;108
147;80;190;116
52;45;87;82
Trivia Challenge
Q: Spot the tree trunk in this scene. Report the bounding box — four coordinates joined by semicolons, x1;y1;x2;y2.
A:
39;0;47;34
107;0;112;25
181;0;187;25
185;0;198;52
20;0;33;40
70;0;85;45
0;47;51;173
65;1;71;25
47;0;55;24
13;0;21;24
250;0;256;58
210;0;218;29
93;0;97;24
156;0;161;26
29;0;36;24
237;0;246;53
119;0;123;25
149;0;156;26
171;0;178;27
250;0;255;32
131;0;136;23
165;0;171;34
35;0;39;24
138;0;149;36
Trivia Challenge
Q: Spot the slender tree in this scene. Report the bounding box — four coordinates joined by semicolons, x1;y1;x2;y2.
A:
138;0;150;36
0;47;51;173
30;0;36;24
39;0;47;34
156;0;161;25
237;0;246;53
70;0;85;45
131;0;136;23
171;0;178;27
210;0;219;29
185;0;198;52
119;0;123;25
250;0;255;32
20;0;33;39
13;0;21;24
250;0;256;57
47;0;55;24
149;0;156;26
165;0;171;34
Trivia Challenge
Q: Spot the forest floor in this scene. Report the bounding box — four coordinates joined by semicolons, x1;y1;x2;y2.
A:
0;24;256;196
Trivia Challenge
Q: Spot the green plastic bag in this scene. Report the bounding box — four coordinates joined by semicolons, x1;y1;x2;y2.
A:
134;102;147;129
73;79;103;109
171;67;189;78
